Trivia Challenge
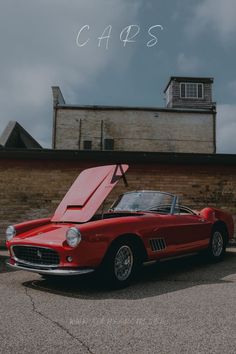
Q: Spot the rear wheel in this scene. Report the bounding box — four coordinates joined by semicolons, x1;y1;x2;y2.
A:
207;227;227;261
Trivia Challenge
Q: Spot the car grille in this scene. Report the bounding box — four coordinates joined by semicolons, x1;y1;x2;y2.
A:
12;246;60;266
150;238;166;252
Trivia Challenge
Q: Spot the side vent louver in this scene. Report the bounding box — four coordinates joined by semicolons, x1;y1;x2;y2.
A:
150;238;166;252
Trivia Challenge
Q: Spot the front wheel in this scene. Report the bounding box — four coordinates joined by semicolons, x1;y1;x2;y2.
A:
207;227;227;261
100;240;139;289
40;274;56;280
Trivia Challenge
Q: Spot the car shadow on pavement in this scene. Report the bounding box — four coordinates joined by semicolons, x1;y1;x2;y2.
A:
23;249;236;300
0;255;17;273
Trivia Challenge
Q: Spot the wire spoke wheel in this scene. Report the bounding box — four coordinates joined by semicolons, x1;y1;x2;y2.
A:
114;245;134;281
211;231;224;257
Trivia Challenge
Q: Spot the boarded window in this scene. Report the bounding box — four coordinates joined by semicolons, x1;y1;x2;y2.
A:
83;140;92;150
104;139;114;150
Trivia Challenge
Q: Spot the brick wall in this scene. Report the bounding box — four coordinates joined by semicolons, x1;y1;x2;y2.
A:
0;156;236;245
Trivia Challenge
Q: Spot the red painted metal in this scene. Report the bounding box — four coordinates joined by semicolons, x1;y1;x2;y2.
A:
51;164;129;223
6;164;234;274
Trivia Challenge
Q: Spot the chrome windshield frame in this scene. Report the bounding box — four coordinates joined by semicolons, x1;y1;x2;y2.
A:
110;190;179;215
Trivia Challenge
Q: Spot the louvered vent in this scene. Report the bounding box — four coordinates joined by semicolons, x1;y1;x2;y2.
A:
150;238;166;252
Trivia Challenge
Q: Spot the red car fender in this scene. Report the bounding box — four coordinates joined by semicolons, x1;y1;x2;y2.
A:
78;218;145;263
6;218;51;256
200;207;234;239
12;218;51;235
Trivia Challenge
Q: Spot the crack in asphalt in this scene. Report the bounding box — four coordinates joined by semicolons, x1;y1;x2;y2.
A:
24;286;94;354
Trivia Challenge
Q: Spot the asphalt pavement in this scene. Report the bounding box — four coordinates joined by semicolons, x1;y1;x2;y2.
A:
0;248;236;354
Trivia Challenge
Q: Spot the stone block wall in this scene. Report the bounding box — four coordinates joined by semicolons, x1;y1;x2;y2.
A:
55;108;215;153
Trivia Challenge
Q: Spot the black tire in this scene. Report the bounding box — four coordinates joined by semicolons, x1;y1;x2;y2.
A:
99;239;140;289
39;274;59;281
206;226;227;261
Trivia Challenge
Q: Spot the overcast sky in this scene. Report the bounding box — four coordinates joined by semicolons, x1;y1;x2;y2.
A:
0;0;236;152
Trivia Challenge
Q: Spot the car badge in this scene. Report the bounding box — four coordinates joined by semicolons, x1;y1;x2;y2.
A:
37;250;42;259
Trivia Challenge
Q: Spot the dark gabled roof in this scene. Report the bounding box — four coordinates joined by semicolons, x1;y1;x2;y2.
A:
0;121;42;149
164;76;214;93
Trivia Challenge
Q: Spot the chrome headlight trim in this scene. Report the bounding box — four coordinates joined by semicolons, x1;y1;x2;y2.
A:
6;225;16;241
66;227;81;248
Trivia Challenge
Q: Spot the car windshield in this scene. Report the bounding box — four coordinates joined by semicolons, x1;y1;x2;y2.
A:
111;191;176;213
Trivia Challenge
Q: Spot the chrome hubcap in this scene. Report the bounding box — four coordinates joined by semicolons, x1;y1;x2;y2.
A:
114;245;133;281
212;231;224;257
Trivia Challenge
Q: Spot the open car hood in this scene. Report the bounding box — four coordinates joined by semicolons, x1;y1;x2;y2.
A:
51;164;129;223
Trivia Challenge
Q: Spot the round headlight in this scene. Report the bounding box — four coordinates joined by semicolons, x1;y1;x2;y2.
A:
6;225;16;241
66;227;81;248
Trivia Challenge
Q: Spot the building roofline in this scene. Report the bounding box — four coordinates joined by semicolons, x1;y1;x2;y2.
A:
0;121;42;148
55;104;214;114
164;76;214;93
0;148;235;165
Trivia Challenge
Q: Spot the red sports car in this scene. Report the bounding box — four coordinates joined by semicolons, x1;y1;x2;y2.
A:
6;164;234;288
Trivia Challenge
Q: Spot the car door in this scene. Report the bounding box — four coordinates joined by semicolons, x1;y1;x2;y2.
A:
152;213;212;256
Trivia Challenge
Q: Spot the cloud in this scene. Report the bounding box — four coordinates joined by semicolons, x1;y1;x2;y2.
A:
177;53;201;74
227;80;236;98
186;0;236;42
0;0;141;147
217;104;236;153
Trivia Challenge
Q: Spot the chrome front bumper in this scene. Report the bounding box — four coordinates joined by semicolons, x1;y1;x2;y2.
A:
6;261;94;276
